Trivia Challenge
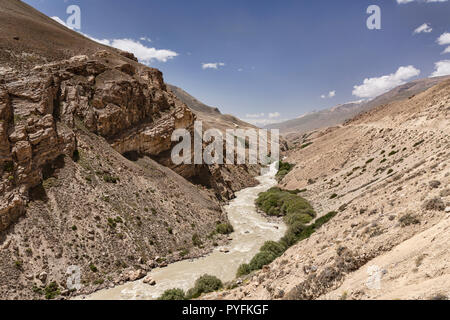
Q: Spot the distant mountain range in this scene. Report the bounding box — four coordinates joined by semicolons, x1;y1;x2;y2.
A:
265;75;450;135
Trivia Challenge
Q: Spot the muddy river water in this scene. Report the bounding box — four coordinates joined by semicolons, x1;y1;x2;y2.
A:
85;162;286;300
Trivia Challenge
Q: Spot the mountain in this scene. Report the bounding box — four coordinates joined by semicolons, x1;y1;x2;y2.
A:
168;84;258;132
0;0;117;63
0;0;259;299
266;76;450;137
167;85;221;115
266;100;366;135
205;78;450;300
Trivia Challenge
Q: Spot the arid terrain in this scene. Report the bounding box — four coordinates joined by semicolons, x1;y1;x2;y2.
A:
0;0;449;301
266;76;450;141
205;79;450;300
0;0;260;299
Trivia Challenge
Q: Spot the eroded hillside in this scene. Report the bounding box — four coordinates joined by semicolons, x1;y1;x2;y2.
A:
0;0;261;299
205;80;450;300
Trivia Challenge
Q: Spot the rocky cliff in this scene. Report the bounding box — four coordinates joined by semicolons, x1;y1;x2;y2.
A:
0;0;260;299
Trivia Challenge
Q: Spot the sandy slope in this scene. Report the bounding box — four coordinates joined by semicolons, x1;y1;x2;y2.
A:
204;79;450;301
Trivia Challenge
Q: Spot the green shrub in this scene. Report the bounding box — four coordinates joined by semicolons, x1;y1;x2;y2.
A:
399;214;420;227
296;224;316;241
260;241;286;257
249;251;277;271
283;212;311;226
89;263;98;272
192;233;202;247
186;275;223;299
42;177;58;189
330;193;338;199
241;199;336;279
103;174;119;184
256;188;316;220
314;211;337;227
158;288;186;300
107;218;117;228
14;260;23;270
156;257;166;263
32;285;44;295
216;223;234;235
236;263;252;277
366;158;375;164
44;282;60;300
3;161;14;172
275;161;294;181
276;169;289;180
300;142;313;149
279;229;298;248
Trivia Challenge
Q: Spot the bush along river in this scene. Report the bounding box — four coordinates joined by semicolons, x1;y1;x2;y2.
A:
84;162;287;300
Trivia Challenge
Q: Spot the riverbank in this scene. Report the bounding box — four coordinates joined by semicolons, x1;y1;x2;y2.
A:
81;162;286;300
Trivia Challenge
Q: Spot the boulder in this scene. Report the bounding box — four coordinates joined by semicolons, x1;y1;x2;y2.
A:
143;275;156;286
120;269;147;282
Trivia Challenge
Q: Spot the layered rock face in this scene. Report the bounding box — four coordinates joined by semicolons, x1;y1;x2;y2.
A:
1;50;257;233
1;75;76;232
0;51;189;232
0;50;226;299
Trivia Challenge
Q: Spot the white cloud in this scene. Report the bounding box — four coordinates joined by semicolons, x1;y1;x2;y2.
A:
244;112;284;126
268;112;281;119
51;16;177;64
107;39;177;63
202;62;225;70
436;33;450;54
413;23;432;34
321;90;336;99
139;37;152;42
437;32;450;45
353;66;421;98
430;60;450;77
243;118;286;126
245;113;265;118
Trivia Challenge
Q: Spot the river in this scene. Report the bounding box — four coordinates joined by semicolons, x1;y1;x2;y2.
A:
84;162;286;300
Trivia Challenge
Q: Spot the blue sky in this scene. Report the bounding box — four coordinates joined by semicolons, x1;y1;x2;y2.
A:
24;0;450;125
